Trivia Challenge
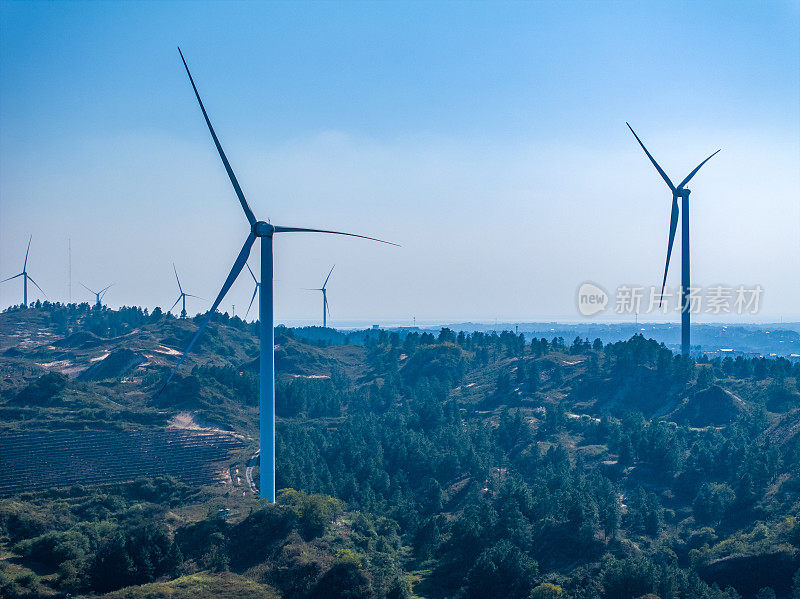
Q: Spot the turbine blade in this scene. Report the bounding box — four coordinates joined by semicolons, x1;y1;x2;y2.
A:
156;232;256;395
273;226;399;246
245;285;258;320
185;294;206;300
169;295;182;313
26;275;47;299
322;264;335;289
173;263;183;293
80;282;95;295
100;284;113;295
23;236;31;271
626;123;676;192
246;262;258;284
677;149;721;189
1;273;23;284
659;197;680;306
178;48;257;226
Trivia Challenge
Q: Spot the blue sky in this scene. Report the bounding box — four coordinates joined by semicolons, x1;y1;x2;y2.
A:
1;1;798;324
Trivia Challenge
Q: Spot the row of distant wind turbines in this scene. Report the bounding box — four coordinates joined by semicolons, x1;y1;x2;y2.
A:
1;238;336;324
4;48;721;503
170;261;335;323
0;236;113;309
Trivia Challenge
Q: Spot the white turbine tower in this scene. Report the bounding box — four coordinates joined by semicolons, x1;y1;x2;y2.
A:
627;123;719;355
306;265;334;328
1;236;46;306
169;264;203;318
159;49;397;503
81;283;112;308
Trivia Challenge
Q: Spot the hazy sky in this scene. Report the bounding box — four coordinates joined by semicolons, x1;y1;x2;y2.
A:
1;1;798;326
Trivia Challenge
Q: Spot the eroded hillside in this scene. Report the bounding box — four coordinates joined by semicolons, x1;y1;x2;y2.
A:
1;303;800;599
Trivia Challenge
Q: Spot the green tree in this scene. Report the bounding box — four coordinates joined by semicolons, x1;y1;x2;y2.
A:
531;582;563;599
693;483;736;524
310;554;372;599
697;366;714;388
465;540;537;599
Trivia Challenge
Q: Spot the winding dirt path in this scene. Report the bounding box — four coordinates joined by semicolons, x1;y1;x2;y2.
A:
245;449;259;496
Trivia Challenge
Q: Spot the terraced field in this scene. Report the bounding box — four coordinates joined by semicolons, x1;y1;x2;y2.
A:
0;428;245;497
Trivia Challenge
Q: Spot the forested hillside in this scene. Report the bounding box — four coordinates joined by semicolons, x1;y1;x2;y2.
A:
1;302;799;599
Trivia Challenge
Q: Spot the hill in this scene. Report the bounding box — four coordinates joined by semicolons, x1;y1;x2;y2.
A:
1;303;799;599
89;572;279;599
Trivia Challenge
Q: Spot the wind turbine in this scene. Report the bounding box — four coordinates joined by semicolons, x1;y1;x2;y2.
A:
1;236;46;307
627;123;720;356
307;265;334;328
169;264;203;318
81;283;112;308
159;48;397;503
244;263;260;320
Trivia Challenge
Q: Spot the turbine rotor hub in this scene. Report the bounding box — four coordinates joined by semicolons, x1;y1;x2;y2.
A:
253;221;274;237
677;188;691;198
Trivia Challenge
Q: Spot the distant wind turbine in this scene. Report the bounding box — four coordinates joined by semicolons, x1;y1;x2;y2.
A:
169;264;203;318
244;263;260;320
306;265;334;328
627;123;720;356
1;236;46;306
159;48;398;503
81;283;112;308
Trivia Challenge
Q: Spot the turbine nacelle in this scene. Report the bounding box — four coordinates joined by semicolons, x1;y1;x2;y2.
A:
627;122;719;356
252;221;274;237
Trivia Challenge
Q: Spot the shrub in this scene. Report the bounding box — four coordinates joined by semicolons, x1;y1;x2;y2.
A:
309;552;372;599
14;530;90;569
531;583;563;599
279;489;344;539
694;483;736;524
13;372;67;405
465;540;537;599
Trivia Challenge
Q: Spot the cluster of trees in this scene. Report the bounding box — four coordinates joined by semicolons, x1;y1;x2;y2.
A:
698;353;800;382
145;324;800;598
269;334;800;598
3;304;800;598
10;371;68;406
0;478;187;596
3;300;261;339
8;300;164;337
0;481;408;599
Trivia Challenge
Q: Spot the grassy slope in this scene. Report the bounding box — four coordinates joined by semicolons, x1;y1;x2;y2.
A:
86;572;279;599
